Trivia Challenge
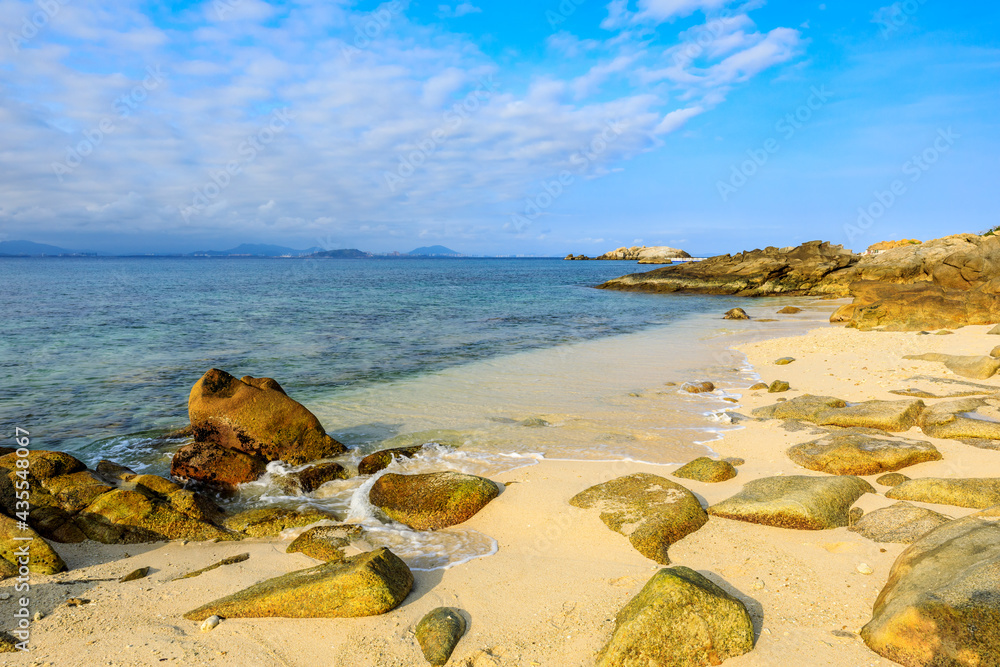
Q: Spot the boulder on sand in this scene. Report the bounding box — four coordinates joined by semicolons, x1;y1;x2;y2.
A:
786;430;941;476
903;353;1000;380
753;396;925;432
416;607;468;666
861;506;1000;666
597;566;754;667
917;396;1000;441
369;472;499;531
708;475;874;530
569;473;708;564
286;524;365;562
673;457;737;483
849;502;952;544
0;514;66;575
885;477;1000;509
184;547;413;620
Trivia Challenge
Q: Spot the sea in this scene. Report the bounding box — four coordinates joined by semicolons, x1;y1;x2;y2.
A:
0;257;832;569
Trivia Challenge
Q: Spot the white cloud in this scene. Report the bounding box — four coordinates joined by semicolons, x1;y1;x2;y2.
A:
437;2;482;18
654;106;705;134
634;0;734;24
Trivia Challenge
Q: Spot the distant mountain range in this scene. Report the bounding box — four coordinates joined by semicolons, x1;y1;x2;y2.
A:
0;240;469;258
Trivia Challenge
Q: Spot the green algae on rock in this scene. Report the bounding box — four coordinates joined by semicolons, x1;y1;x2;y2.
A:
673;457;737;483
416;607;467;666
358;446;425;476
597;566;754;667
0;514;66;575
184;547;413;620
569;473;707;564
849;502;952;544
885;477;1000;509
708;475;874;530
369;471;499;531
222;507;337;538
286;524;365;562
786;430;941;476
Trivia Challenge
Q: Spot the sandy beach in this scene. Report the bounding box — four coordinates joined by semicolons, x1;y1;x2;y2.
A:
5;317;1000;667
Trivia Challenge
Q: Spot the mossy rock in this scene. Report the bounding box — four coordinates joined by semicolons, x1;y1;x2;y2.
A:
774;357;796;365
0;450;86;481
43;471;115;513
903;353;1000;380
0;514;66;575
131;474;182;497
861;506;1000;665
786;430;941;476
369;472;499;531
358;446;424;476
849;502;953;544
0;630;20;652
569;473;707;564
754;396;925;432
753;395;846;421
597;566;754;667
885;477;1000;509
876;473;909;487
673;457;737;483
768;380;790;393
778;306;802;314
170;440;268;492
167;489;226;525
708;475;874;530
223;507;336;537
291;462;351;492
286;524;364;562
184;547;413;620
80;489;236;543
416;607;467;666
919;397;1000;441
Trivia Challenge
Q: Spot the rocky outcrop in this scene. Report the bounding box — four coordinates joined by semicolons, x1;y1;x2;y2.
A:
597;566;754;667
786;431;941;476
708;475;874;530
861;506;1000;666
569;473;708;564
849;502;952;544
173;369;347;490
416;607;468;666
184;547;413;620
369;472;499;530
565;246;690;263
885;477;1000;509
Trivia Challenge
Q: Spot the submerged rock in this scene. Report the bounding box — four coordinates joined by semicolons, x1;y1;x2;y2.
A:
682;381;715;394
170;440;268;492
786;430;941;476
708;475;874;530
416;607;467;666
673;457;737;483
597;566;754;667
849;502;953;544
861;506;1000;665
778;306;803;314
369;472;499;531
184;547;413;620
724;308;750;320
569;473;707;564
885;477;1000;509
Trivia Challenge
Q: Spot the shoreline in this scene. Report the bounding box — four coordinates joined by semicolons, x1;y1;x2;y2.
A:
7;314;999;665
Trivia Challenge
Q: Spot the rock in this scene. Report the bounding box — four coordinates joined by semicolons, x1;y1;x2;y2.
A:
519;417;550;427
723;308;750;320
167;489;227;525
753;396;925;432
918;396;1000;441
200;615;221;632
673;457;737;483
990;324;1000;334
786;430;941;475
43;471;115;513
0;514;66;575
708;475;874;530
170;440;268;492
286;524;364;562
95;460;137;482
369;472;499;531
876;473;909;487
991;345;1000;358
416;607;467;666
723;457;746;467
597;566;754;667
119;566;150;582
0;450;86;482
753;394;846;421
77;489;235;543
377;430;468;450
174;553;250;580
849;502;953;544
358;446;424;476
289;462;350;493
861;506;1000;665
837;279;1000;332
184;547;413;620
768;380;790;393
885;477;1000;509
188;369;346;467
849;507;864;525
778;306;803;314
682;381;715;394
583;245;691;263
774;357;795;365
903;352;1000;379
0;630;19;652
569;473;708;564
223;507;336;538
749;382;768;390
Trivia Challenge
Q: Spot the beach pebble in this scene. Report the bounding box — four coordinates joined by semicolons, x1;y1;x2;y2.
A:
774;357;796;365
682;381;715;394
0;593;11;600
768;380;790;393
33;612;43;621
200;615;221;632
119;567;150;583
753;579;765;590
857;563;874;575
749;382;769;391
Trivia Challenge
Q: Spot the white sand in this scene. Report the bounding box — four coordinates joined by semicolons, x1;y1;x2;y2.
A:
5;321;999;666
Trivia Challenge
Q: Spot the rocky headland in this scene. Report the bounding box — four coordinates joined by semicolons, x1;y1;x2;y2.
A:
565;245;691;264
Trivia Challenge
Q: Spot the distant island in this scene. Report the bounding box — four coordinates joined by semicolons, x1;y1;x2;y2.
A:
565;245;691;264
0;240;469;259
407;245;463;257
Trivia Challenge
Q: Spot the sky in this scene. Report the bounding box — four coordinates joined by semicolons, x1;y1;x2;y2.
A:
0;0;997;256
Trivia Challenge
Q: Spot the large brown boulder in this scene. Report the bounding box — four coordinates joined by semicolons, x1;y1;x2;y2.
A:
170;440;268;491
861;506;1000;665
188;369;346;465
597;566;754;667
184;547;413;620
369;472;499;530
569;473;708;564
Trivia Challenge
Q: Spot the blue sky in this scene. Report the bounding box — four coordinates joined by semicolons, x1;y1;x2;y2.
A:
0;0;997;255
